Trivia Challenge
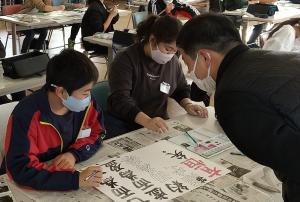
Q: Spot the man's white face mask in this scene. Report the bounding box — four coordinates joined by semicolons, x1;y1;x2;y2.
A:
190;53;216;96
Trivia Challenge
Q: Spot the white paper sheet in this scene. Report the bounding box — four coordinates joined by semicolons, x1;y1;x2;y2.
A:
96;140;230;202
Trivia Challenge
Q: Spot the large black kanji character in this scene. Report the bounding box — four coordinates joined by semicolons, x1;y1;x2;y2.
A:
145;187;168;200
100;176;118;188
165;181;189;193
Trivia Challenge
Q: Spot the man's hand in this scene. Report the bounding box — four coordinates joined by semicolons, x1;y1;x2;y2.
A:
185;103;208;118
79;166;102;188
109;5;118;18
52;152;76;169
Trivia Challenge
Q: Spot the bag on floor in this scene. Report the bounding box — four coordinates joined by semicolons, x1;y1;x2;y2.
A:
1;51;49;79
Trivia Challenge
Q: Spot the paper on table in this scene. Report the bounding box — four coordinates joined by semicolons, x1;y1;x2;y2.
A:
169;128;233;158
95;140;230;202
242;167;282;193
136;120;193;141
0;175;16;202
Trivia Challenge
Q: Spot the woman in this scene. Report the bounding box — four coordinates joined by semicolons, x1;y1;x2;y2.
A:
263;18;300;52
107;15;208;137
81;0;119;54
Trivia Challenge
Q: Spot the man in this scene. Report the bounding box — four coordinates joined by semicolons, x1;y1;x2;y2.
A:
4;49;104;190
177;13;300;201
51;0;86;49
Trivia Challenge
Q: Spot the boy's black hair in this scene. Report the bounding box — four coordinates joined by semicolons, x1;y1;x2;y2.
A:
46;49;99;94
177;13;242;59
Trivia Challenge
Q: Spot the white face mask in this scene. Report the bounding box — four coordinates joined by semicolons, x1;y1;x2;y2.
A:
190;53;216;96
150;42;175;64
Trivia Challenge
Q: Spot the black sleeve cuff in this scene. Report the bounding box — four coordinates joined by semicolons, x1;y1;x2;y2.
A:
172;90;191;104
128;106;142;123
72;171;80;190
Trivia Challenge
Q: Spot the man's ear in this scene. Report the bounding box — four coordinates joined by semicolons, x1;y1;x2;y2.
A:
198;50;211;68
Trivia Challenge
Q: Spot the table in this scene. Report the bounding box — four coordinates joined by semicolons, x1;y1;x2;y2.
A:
0;10;85;55
2;107;284;202
0;63;104;97
0;73;45;96
83;36;113;67
224;3;300;43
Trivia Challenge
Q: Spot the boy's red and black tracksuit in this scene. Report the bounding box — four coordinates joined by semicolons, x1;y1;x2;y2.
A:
4;87;105;190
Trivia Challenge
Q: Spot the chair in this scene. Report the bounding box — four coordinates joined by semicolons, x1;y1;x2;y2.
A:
2;4;25;51
91;81;110;111
0;102;18;170
132;11;148;28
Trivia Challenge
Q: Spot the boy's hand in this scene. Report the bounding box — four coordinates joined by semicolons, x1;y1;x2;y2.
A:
79;166;103;188
52;152;76;169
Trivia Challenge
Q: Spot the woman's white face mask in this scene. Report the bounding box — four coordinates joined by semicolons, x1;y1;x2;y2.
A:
150;42;175;64
190;53;216;96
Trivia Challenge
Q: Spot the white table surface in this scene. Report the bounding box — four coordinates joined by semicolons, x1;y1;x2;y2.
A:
2;107;284;202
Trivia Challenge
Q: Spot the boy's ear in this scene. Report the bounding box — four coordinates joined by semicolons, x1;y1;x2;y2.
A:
55;86;67;99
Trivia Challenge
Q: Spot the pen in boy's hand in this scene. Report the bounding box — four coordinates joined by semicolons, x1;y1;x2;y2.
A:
85;170;100;181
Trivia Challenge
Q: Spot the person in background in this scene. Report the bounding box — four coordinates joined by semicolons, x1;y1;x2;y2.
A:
209;0;277;48
19;0;65;53
148;0;199;19
107;15;208;138
247;0;277;47
263;18;300;52
81;0;119;54
149;0;210;105
51;0;86;49
177;13;300;201
3;49;104;190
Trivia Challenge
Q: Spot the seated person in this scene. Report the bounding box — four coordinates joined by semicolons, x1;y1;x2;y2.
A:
19;0;65;53
51;0;86;49
246;0;277;47
148;0;199;19
107;15;208;137
81;0;119;54
263;18;300;52
149;1;210;105
3;49;104;190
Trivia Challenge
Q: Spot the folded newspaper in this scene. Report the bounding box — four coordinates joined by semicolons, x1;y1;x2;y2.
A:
0;176;15;202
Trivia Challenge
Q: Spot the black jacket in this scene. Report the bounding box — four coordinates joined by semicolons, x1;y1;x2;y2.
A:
148;0;199;18
215;44;300;182
81;1;119;51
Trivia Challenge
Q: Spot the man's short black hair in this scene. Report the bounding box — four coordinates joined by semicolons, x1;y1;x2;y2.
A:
46;49;99;94
177;13;242;58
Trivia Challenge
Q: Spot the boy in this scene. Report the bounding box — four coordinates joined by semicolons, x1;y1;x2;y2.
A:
4;49;104;190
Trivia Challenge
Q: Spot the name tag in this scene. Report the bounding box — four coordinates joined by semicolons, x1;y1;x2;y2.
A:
78;128;91;139
160;82;171;94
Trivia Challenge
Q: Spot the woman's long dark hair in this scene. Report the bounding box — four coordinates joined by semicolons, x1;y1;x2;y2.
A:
268;18;300;40
136;15;182;43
